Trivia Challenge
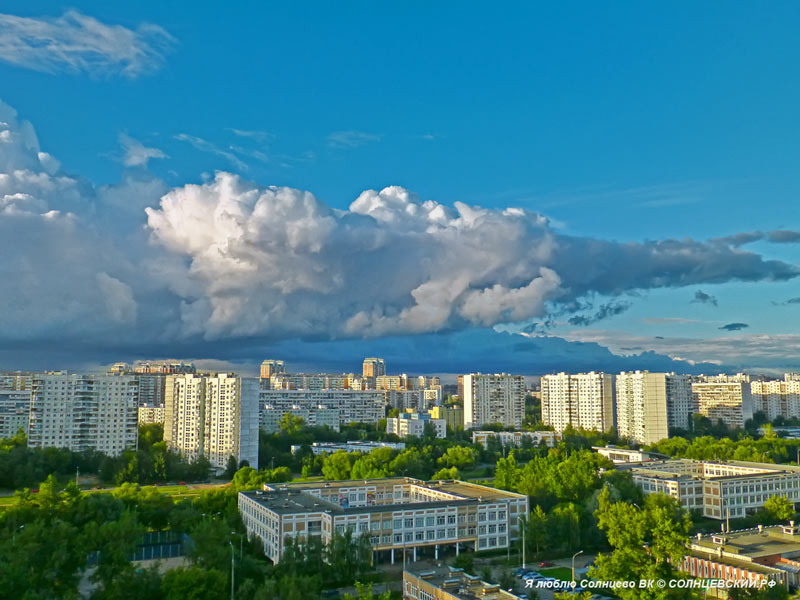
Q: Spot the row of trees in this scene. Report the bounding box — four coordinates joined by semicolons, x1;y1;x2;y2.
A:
0;425;212;490
0;472;380;600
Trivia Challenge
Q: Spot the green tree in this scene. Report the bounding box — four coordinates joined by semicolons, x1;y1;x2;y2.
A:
764;495;795;522
431;466;459;480
437;446;478;469
322;451;354;480
343;581;391;600
162;567;227;600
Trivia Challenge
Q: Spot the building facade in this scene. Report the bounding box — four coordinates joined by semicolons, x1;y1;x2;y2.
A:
693;381;754;430
403;568;520;600
627;459;800;520
0;389;32;438
462;374;525;430
616;371;690;445
751;376;800;421
471;430;561;448
138;403;165;425
259;390;385;428
260;405;341;433
28;373;139;456
541;372;615;433
289;441;406;455
164;373;259;472
239;478;528;564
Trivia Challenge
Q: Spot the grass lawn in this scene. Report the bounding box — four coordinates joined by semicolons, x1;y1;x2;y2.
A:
539;567;573;581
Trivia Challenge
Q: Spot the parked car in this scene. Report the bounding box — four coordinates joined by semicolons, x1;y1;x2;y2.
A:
539;561;554;567
516;594;529;600
522;572;543;581
512;567;532;577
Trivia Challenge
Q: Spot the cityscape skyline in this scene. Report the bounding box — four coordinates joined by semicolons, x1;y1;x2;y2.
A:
2;3;800;374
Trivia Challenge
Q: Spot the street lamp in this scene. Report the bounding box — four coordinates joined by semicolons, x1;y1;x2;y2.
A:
517;516;526;569
571;550;584;584
229;540;235;600
12;524;24;543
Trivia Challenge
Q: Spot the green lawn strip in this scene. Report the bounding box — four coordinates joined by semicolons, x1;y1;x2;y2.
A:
538;567;574;581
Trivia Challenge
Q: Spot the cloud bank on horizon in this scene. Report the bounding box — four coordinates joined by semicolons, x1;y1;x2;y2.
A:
1;97;799;371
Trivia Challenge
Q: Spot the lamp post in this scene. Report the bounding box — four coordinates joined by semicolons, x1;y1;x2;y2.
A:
571;550;584;584
229;540;235;600
518;516;526;568
12;524;24;543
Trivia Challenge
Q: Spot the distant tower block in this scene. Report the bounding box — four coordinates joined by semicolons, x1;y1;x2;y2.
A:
362;357;386;378
260;360;286;379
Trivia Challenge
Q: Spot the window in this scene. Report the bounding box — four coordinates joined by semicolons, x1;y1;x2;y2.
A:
436;516;445;525
426;516;434;526
478;513;486;521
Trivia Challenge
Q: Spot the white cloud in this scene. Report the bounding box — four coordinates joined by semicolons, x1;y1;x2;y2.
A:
327;130;382;148
119;133;167;167
0;10;174;78
174;133;248;171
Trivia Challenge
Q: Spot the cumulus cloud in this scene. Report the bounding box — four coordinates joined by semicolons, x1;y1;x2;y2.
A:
1;100;800;370
691;289;718;306
719;322;749;331
119;133;166;167
143;175;798;342
327;130;382;148
0;10;174;78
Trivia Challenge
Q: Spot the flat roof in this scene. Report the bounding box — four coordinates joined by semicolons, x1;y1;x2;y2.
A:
241;478;525;516
405;567;521;600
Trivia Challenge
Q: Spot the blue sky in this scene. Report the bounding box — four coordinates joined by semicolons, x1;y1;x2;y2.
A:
0;2;799;375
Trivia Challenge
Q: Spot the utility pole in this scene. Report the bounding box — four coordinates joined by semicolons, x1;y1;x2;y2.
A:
229;541;235;600
76;467;79;488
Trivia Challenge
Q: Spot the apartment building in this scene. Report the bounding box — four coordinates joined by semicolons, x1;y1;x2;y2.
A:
541;372;614;433
387;412;446;439
260;405;340;433
751;376;800;421
0;389;32;438
28;373;139;456
430;405;464;430
260;359;286;380
616;371;691;445
403;567;521;600
682;524;800;591
164;373;259;472
269;373;350;391
471;430;561;448
259;389;385;428
137;403;165;425
238;478;528;564
627;459;800;520
592;445;652;464
462;374;525;430
363;357;386;379
693;381;754;430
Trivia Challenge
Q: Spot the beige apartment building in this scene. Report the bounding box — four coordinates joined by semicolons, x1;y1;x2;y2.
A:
462;374;525;430
541;371;615;433
616;371;691;445
628;459;800;520
693;381;754;429
403;568;521;600
238;478;528;564
751;376;800;421
164;373;259;472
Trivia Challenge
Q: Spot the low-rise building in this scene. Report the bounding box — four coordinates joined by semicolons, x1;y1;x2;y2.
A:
289;441;406;455
471;430;561;448
625;459;800;520
238;478;528;564
403;567;521;600
387;412;446;439
682;523;800;593
592;445;652;464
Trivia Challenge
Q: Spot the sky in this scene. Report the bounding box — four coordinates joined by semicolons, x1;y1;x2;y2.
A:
0;2;799;376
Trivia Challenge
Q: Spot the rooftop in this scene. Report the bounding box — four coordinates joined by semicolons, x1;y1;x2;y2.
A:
405;567;521;600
